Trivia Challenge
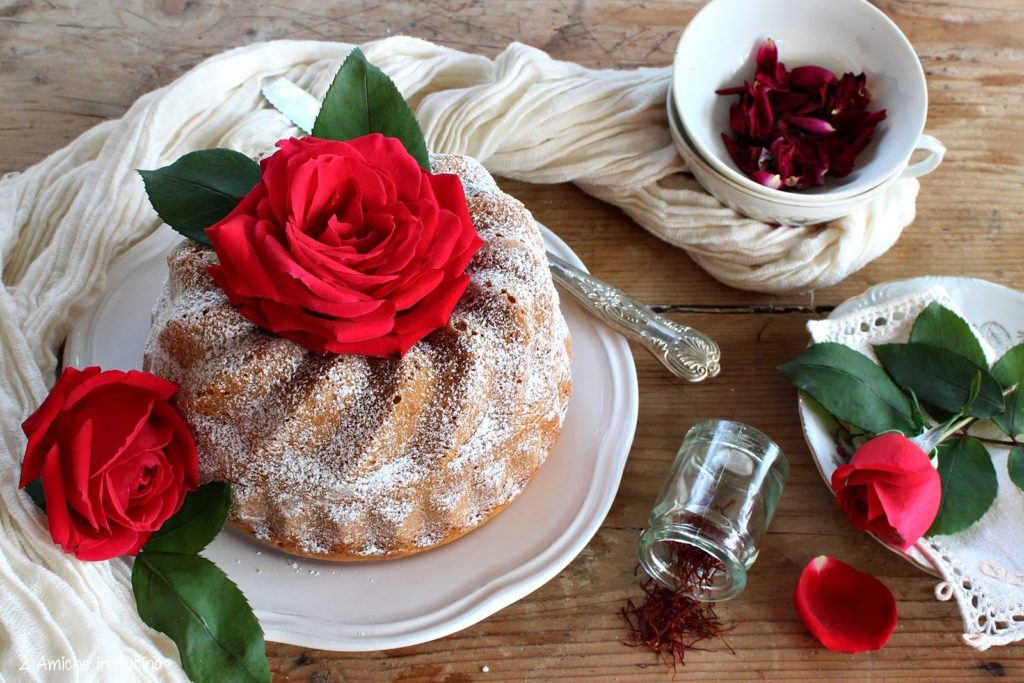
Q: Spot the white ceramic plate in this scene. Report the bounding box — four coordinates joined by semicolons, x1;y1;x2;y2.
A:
798;276;1024;575
64;223;639;651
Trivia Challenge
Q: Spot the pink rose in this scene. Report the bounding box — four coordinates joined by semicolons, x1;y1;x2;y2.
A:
830;433;941;550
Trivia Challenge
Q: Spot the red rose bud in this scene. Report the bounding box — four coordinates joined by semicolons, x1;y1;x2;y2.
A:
794;555;898;653
716;39;886;191
206;134;484;358
19;367;199;561
830;433;941;551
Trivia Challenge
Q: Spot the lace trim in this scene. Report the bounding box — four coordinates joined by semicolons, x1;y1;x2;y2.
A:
917;541;1024;651
807;285;965;359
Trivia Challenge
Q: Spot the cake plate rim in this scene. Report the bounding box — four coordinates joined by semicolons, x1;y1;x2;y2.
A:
64;221;640;651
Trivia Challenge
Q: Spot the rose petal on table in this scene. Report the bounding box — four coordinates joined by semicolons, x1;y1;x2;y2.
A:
794;555;898;653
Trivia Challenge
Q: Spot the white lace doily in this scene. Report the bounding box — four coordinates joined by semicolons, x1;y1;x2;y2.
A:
808;285;1024;650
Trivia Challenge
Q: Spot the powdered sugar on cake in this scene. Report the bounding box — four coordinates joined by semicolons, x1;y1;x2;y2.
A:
144;154;572;560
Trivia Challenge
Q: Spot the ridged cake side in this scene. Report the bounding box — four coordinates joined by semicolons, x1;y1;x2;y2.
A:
144;154;572;560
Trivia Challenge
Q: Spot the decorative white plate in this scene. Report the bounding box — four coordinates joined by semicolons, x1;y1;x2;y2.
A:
798;276;1024;575
64;223;639;651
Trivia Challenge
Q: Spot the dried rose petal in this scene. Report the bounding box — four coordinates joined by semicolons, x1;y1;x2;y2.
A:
754;38;787;89
790;65;836;89
831;72;871;114
716;84;748;96
721;134;760;176
750;171;784;190
794;555;898;653
749;81;775;139
794;141;828;187
728;100;750;138
786;116;836;135
717;39;886;191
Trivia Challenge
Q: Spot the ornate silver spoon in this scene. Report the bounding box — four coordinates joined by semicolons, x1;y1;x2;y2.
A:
546;253;719;381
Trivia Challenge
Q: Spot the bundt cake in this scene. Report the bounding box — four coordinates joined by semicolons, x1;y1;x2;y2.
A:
144;154;573;560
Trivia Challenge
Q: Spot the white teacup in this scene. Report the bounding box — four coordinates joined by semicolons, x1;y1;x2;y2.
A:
668;88;909;226
672;0;944;204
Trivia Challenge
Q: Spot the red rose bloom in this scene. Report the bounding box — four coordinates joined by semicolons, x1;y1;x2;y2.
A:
830;433;941;550
205;134;484;357
19;367;199;561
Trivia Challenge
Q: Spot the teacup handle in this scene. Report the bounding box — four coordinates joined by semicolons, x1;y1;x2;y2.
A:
902;134;946;179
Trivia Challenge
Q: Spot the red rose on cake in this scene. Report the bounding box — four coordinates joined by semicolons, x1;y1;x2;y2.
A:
205;133;484;357
19;367;199;561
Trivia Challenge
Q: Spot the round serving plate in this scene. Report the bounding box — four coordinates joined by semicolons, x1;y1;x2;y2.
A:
798;276;1024;575
64;222;640;651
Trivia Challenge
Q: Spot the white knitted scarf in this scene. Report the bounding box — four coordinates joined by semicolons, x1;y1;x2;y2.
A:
0;37;920;680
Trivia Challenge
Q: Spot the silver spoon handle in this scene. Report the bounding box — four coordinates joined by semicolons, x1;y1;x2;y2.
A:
547;251;721;382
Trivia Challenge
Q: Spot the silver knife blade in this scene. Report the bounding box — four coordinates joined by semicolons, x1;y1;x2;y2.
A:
262;78;319;134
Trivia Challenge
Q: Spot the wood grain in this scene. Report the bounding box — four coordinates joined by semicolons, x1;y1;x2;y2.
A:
265;314;1013;682
2;0;1023;680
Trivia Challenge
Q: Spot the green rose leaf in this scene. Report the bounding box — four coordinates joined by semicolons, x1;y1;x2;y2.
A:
1009;447;1024;493
143;482;231;555
874;343;1004;419
778;342;920;434
132;552;270;683
927;436;998;536
312;47;431;169
991;344;1024;437
139;149;261;246
961;371;983;418
909;302;987;368
23;478;46;512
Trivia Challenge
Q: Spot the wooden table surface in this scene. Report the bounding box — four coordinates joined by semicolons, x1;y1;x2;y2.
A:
3;1;1023;680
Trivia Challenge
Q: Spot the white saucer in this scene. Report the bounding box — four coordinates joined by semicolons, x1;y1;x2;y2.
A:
798;276;1024;575
63;223;639;651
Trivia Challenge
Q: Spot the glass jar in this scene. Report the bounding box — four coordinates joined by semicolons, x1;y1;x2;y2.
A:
637;419;789;601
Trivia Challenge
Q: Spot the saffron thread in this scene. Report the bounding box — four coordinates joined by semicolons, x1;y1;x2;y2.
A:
621;542;735;671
